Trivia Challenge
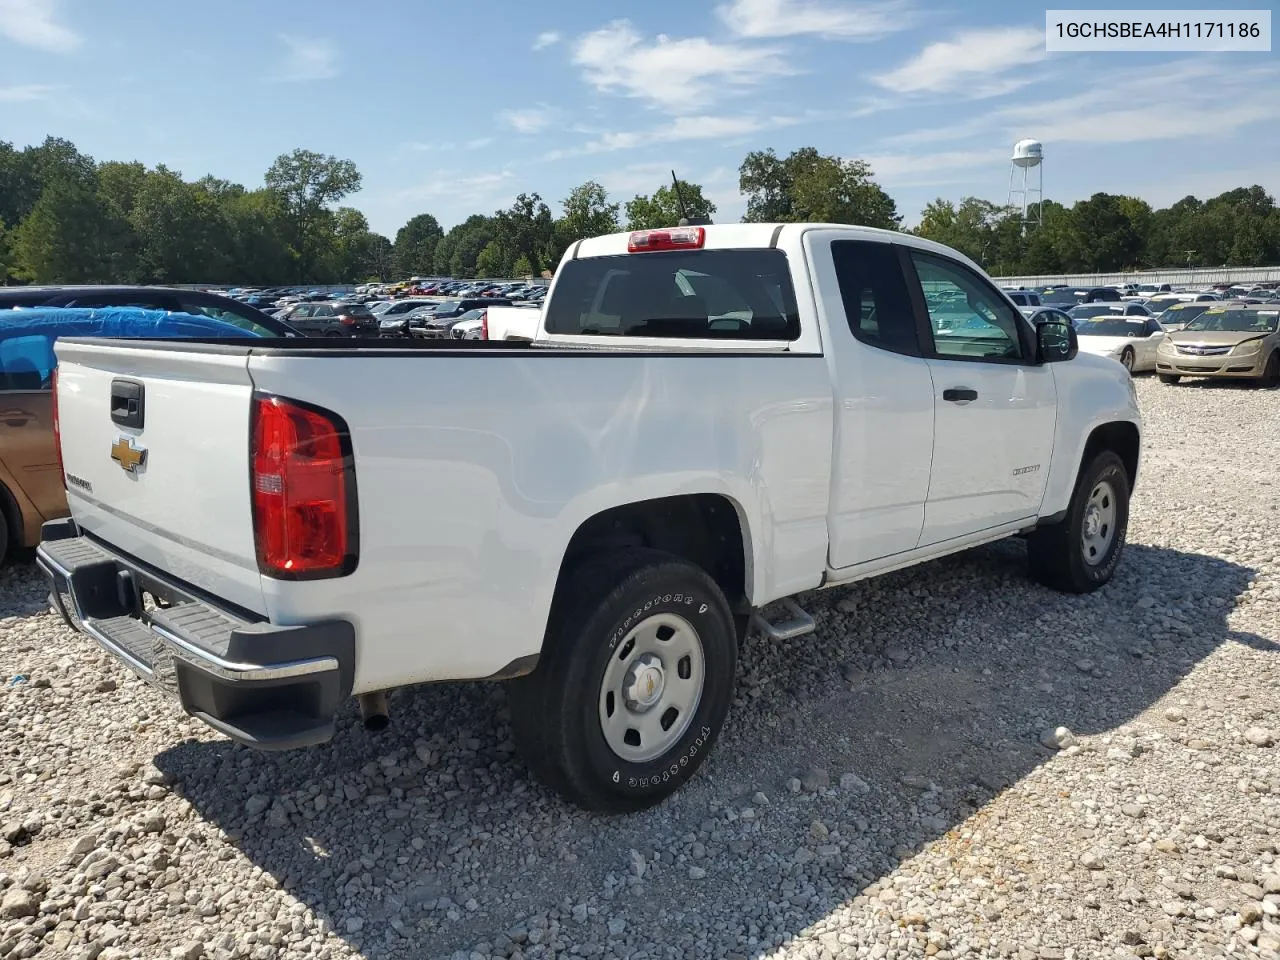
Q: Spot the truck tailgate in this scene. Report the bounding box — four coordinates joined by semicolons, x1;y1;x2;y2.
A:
55;341;266;614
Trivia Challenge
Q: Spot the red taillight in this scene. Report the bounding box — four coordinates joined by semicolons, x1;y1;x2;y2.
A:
250;395;357;579
51;366;65;487
480;309;489;340
627;226;705;253
339;314;356;325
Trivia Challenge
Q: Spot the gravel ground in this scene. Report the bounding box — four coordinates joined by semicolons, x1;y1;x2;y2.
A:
2;375;1279;960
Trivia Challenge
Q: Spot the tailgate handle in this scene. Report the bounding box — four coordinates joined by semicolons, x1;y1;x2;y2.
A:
110;379;145;429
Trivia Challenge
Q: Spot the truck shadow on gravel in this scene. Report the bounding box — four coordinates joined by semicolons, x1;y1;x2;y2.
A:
154;540;1269;960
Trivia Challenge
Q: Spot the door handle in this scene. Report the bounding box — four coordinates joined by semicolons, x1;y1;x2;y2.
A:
943;387;978;403
0;409;32;427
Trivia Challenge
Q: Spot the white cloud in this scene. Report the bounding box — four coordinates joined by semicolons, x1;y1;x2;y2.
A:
858;148;1011;185
716;0;912;40
572;19;794;112
0;83;59;102
392;170;516;206
532;31;560;50
873;26;1046;97
276;35;340;82
0;0;80;51
884;59;1280;149
500;107;554;135
540;113;798;162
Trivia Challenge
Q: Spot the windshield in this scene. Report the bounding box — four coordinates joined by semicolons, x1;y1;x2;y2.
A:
1144;297;1182;313
545;249;801;340
1077;318;1145;337
1157;304;1209;325
1182;309;1279;333
337;303;373;317
1069;305;1121;319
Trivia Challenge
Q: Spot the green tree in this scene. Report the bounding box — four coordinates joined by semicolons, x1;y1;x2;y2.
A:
0;218;13;282
223;189;298;284
392;213;444;276
13;177;118;282
264;149;362;279
127;166;231;282
554;180;620;256
365;233;394;281
740;147;899;228
511;253;534;278
624;179;717;230
475;241;511;278
494;193;555;275
437;215;498;277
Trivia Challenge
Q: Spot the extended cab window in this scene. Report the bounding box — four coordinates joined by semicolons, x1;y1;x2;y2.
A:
908;252;1025;362
544;249;801;340
830;241;919;355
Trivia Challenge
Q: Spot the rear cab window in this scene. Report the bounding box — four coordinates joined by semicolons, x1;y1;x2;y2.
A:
544;249;802;342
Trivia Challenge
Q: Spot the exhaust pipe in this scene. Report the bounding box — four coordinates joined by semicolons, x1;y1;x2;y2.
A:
358;690;390;732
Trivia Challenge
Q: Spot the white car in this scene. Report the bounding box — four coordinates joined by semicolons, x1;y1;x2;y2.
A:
40;222;1141;812
1074;315;1166;372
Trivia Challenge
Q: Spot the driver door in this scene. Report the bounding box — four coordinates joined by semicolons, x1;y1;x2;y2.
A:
905;251;1057;547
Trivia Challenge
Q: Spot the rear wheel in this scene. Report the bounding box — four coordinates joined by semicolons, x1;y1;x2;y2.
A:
1028;450;1130;594
324;331;342;338
508;548;737;813
0;506;8;566
1158;373;1180;384
1119;347;1135;373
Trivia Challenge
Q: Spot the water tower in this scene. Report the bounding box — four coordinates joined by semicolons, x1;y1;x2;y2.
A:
1006;138;1043;230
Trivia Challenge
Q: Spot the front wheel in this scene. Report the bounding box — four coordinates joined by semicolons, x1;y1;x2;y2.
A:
1262;352;1280;388
508;549;737;813
1027;450;1131;594
1119;347;1135;373
1158;373;1180;384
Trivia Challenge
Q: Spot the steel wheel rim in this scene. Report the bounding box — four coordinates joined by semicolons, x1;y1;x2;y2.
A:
598;613;705;763
1081;479;1118;566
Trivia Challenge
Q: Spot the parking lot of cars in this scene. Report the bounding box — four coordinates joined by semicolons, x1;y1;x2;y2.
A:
217;279;548;342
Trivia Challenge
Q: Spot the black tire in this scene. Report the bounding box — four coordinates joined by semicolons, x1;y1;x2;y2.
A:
1262;352;1280;388
508;548;737;813
1158;373;1180;384
1027;450;1130;594
0;506;8;567
324;331;342;338
1119;347;1135;373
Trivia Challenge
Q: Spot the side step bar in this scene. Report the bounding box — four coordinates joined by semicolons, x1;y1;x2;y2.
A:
749;598;816;641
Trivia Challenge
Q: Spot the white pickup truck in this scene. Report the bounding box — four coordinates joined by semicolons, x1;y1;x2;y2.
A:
38;223;1141;812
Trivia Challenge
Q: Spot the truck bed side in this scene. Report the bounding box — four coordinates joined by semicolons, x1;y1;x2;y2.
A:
244;345;833;692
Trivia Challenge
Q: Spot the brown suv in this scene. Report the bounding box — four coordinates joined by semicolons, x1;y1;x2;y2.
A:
0;332;62;564
0;289;293;563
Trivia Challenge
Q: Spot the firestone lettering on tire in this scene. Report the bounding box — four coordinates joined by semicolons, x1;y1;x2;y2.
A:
611;592;702;650
623;724;714;792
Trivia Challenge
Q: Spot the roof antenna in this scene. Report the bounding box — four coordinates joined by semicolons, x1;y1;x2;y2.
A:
671;170;712;227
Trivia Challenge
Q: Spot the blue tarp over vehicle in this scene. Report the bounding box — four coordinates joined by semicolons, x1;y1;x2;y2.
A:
0;306;263;391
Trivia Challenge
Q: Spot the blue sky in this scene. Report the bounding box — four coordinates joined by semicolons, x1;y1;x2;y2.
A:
2;0;1277;237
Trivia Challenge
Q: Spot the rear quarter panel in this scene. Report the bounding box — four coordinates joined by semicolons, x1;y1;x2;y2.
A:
247;349;834;692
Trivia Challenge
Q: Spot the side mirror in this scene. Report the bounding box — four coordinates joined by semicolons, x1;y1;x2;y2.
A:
1037;318;1077;363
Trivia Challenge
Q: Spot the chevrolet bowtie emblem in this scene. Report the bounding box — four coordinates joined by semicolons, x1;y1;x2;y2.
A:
111;436;146;474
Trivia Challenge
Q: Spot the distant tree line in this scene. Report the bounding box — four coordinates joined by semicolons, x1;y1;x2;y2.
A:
1;136;1277;285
